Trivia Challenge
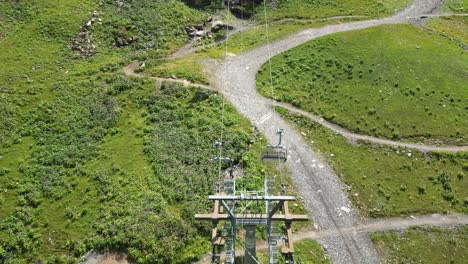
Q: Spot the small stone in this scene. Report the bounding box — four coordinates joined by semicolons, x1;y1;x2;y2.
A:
340;206;351;213
195;30;205;37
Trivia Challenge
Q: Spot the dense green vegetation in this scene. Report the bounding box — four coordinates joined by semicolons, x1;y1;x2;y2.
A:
0;1;316;262
258;24;468;145
143;0;412;85
444;0;468;13
142;18;360;84
0;1;287;263
258;0;410;20
277;107;468;217
257;238;330;263
424;16;468;45
372;226;468;263
3;0;464;262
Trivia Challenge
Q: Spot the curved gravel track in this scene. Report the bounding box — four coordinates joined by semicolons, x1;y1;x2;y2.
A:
274;102;468;153
122;1;466;263
123;63;468;153
294;213;468;241
204;1;451;263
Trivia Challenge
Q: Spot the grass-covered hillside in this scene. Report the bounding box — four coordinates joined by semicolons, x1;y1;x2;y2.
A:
142;0;413;86
278;107;468;217
258;0;410;20
444;0;468;13
372;226;468;263
0;1;278;263
258;24;467;145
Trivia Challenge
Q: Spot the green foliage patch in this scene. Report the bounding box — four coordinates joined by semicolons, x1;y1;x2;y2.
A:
143;0;413;84
277;107;468;217
0;0;273;263
257;238;329;263
143;18;362;84
444;0;468;13
258;24;468;145
372;226;468;263
424;16;468;45
254;0;410;20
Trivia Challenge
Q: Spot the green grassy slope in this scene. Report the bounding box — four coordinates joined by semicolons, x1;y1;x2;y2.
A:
424;16;468;45
0;1;316;262
444;0;468;13
372;226;468;263
277;107;468;217
257;0;410;20
142;0;412;84
0;1;273;263
258;24;468;145
257;238;330;263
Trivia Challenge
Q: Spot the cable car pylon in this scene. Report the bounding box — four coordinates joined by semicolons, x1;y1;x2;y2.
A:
195;131;307;264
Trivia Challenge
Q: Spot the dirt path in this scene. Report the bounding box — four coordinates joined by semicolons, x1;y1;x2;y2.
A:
204;1;451;263
274;102;468;152
122;62;214;91
195;214;468;263
119;1;466;263
295;213;468;242
123;62;468;153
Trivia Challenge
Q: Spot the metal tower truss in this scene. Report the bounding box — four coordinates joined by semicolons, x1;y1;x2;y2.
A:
196;177;307;264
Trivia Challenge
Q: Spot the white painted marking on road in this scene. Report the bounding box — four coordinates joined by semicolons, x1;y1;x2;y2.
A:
256;113;273;125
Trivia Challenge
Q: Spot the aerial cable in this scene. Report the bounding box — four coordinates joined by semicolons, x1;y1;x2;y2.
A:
262;0;286;191
216;0;232;190
263;0;275;102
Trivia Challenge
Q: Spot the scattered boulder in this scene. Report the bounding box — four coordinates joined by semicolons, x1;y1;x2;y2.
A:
211;20;233;32
113;31;138;47
115;0;124;8
195;30;205;37
185;17;233;42
194;23;204;30
185;26;196;38
69;11;101;58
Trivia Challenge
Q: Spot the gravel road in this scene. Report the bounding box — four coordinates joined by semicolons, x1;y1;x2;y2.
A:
204;1;447;263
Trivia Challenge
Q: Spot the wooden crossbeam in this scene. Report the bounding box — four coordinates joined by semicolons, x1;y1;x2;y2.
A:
268;200;285;218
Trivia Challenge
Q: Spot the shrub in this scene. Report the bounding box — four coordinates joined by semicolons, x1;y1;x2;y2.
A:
417;185;426;195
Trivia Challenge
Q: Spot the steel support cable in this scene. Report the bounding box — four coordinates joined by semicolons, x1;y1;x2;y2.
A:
263;0;275;102
262;0;285;192
217;0;232;189
240;5;247;264
262;3;286;263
